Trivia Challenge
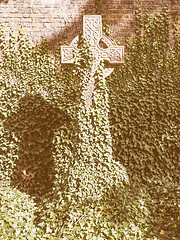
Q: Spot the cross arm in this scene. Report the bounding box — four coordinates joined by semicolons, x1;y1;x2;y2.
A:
61;46;75;64
99;46;124;65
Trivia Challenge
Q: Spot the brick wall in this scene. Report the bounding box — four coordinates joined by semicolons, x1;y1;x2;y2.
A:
0;0;179;49
100;0;180;45
0;0;95;43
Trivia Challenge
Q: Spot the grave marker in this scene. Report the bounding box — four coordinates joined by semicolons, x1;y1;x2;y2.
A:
61;15;124;107
60;16;127;199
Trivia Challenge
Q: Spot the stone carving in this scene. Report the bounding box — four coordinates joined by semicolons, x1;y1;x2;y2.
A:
109;47;123;62
61;15;124;107
61;46;74;64
83;15;102;47
61;15;124;73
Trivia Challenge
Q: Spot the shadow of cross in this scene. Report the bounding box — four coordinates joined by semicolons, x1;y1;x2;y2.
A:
61;15;124;108
4;93;71;197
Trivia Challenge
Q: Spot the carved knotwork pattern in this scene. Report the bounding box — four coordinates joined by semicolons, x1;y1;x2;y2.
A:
61;15;124;108
109;48;123;63
84;17;101;47
62;47;74;63
99;51;108;60
85;79;95;108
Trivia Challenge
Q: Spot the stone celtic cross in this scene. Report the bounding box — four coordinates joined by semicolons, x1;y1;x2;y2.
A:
61;15;124;107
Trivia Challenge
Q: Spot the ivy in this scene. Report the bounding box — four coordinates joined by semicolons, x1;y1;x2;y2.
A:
0;7;179;239
108;7;180;239
95;0;102;14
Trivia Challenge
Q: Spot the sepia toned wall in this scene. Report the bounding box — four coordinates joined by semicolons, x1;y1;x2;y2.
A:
100;0;180;44
0;0;179;49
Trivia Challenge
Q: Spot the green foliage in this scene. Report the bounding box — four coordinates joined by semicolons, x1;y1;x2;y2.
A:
95;0;102;14
0;8;180;239
108;7;180;239
0;182;38;239
102;24;110;36
65;37;129;202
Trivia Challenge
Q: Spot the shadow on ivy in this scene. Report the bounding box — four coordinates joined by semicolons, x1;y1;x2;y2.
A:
97;183;149;239
108;84;180;239
90;178;179;239
4;93;72;197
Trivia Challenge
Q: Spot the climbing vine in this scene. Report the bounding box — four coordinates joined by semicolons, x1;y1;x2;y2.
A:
95;0;102;14
0;7;179;240
108;7;180;239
